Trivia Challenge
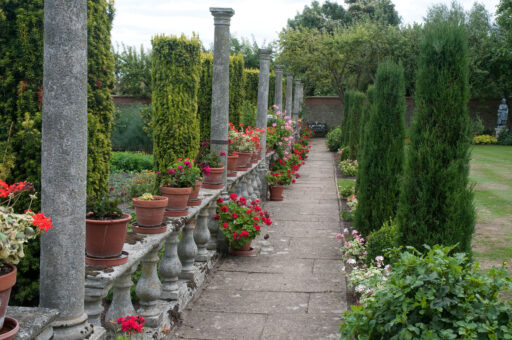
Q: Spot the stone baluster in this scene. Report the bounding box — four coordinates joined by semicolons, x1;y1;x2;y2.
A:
159;230;182;300
194;208;211;261
233;180;243;196
206;201;219;250
240;176;250;199
246;172;256;200
252;169;261;199
84;284;111;327
136;244;162;325
178;220;198;279
105;264;138;329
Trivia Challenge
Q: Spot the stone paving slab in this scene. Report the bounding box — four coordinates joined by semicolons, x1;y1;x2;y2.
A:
171;139;345;339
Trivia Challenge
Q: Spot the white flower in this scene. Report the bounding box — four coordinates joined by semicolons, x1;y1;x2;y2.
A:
347;258;356;265
341;266;346;272
344;228;348;233
375;256;384;262
355;284;366;292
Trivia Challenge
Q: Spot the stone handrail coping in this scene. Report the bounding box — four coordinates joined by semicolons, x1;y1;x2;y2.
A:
7;306;59;339
85;153;271;286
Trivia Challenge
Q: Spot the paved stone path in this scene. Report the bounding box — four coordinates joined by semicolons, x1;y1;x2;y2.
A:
173;138;346;339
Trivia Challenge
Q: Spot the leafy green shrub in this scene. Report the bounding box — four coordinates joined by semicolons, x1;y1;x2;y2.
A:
397;17;475;254
151;34;201;186
229;53;245;126
473;134;498;144
326;126;343;152
198;53;213;141
471;115;484;136
341;90;352;146
110;152;153;172
338;160;358;177
340;245;512;339
338;179;355;198
347;91;365;160
355;61;405;236
244;68;259;106
366;219;400;265
113;44;151;98
109;170;156;202
111;104;153;153
241;101;257;127
498;128;512;145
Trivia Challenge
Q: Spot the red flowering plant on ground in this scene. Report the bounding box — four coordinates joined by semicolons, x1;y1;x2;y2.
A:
114;315;145;339
0;180;52;266
266;171;296;186
214;193;272;249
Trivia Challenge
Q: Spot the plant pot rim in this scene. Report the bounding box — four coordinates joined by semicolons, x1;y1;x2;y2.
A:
132;195;169;208
86;213;131;224
160;186;193;193
228;154;239;158
0;317;19;339
207;167;225;172
0;264;16;292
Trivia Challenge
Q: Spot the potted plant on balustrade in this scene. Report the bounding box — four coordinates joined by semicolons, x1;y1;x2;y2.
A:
197;142;225;190
86;193;131;266
245;127;264;162
0;180;52;337
227;138;239;178
213;193;272;256
159;159;200;217
229;126;255;171
131;193;168;234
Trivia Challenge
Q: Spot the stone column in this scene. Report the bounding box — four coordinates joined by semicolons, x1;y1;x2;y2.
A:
40;1;92;338
210;7;234;187
285;72;293;115
274;65;284;111
292;79;301;122
256;49;272;159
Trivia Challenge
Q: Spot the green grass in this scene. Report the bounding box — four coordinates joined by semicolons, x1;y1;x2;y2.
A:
470;145;512;263
338;178;355;198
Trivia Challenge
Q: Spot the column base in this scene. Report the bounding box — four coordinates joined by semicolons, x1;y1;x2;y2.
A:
51;312;93;340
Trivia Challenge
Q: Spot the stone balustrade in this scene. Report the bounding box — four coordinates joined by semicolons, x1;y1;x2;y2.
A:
84;153;274;339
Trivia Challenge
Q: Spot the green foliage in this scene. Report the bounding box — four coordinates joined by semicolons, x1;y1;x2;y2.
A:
111;104;152;153
268;71;276;110
347;91;365;160
11;237;40;306
341;90;352;146
151;34;201;184
230;36;260;69
340;245;512;339
244;68;259;106
326;126;343;152
160;159;200;188
110;152;153;172
113;44;151;98
241;101;257;127
397;16;475;254
86;195;122;220
198;53;213;141
355;61;405;236
87;0;115;198
498;128;512;145
366;219;400;265
473;134;498;145
338;179;355;198
229;53;245;126
471;115;484;136
109;170;156;202
338;160;358;177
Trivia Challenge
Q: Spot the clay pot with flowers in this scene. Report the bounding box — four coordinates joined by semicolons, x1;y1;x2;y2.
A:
266;169;297;201
159;159;200;217
229;127;255;171
213;193;272;256
227;136;239;177
0;181;52;334
245;127;264;163
132;193;168;234
197;146;225;190
86;195;130;266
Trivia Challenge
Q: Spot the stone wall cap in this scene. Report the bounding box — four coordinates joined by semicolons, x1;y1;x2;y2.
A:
294;79;301;83
210;7;235;16
7;306;60;339
259;48;272;57
275;65;285;70
286;72;294;77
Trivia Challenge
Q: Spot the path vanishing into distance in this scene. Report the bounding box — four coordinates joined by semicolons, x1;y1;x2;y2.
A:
171;138;346;339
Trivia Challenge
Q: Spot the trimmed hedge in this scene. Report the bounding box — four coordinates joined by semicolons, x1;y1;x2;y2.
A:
198;53;213;141
244;68;259;106
355;61;405;236
110;151;153;172
397;18;475;254
151;34;201;183
229;53;245;126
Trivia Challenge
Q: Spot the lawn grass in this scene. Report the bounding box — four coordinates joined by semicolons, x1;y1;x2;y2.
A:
338;178;355;198
469;145;512;266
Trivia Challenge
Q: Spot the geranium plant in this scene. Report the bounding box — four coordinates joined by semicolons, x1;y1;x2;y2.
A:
114;315;145;339
0;180;52;266
266;171;296;186
214;193;272;249
159;159;201;188
86;191;123;220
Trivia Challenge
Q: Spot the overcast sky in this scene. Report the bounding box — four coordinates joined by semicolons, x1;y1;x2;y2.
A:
111;0;500;50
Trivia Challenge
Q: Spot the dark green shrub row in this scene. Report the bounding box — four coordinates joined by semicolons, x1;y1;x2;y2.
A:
355;61;405;235
241;101;257;127
326;127;343;152
110;151;153;172
244;68;259;106
229;53;245;126
366;219;400;264
397;17;475;255
151;34;201;185
347;91;365;160
198;53;213;141
111;104;152;153
498;128;512;145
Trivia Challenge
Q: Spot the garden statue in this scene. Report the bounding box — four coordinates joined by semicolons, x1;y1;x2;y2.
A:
497;98;508;128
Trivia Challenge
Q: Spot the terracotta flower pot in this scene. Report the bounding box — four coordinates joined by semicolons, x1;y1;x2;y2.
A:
236;152;252;171
86;213;131;259
256;146;263;160
0;265;16;330
187;180;203;206
230;240;254;256
202;167;225;189
132;195;168;227
269;185;285;201
250;150;259;164
0;317;19;340
160;186;192;217
227;154;238;177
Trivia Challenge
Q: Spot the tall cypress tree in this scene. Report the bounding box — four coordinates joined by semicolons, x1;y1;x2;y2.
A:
198;53;213;141
396;18;475;254
229;53;245;126
341;90;352;146
355;61;405;235
347;91;365;160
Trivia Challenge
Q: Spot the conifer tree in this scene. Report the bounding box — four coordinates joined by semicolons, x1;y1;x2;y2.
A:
396;18;475;254
355;61;405;235
347;91;365;160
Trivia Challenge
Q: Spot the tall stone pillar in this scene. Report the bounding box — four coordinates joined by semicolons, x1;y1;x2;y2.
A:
256;49;272;157
285;72;293;115
274;65;284;111
210;7;234;186
292;79;301;122
41;0;92;338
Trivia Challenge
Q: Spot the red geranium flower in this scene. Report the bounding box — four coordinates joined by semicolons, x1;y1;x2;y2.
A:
230;193;238;200
222;222;229;229
221;206;229;212
31;213;53;232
